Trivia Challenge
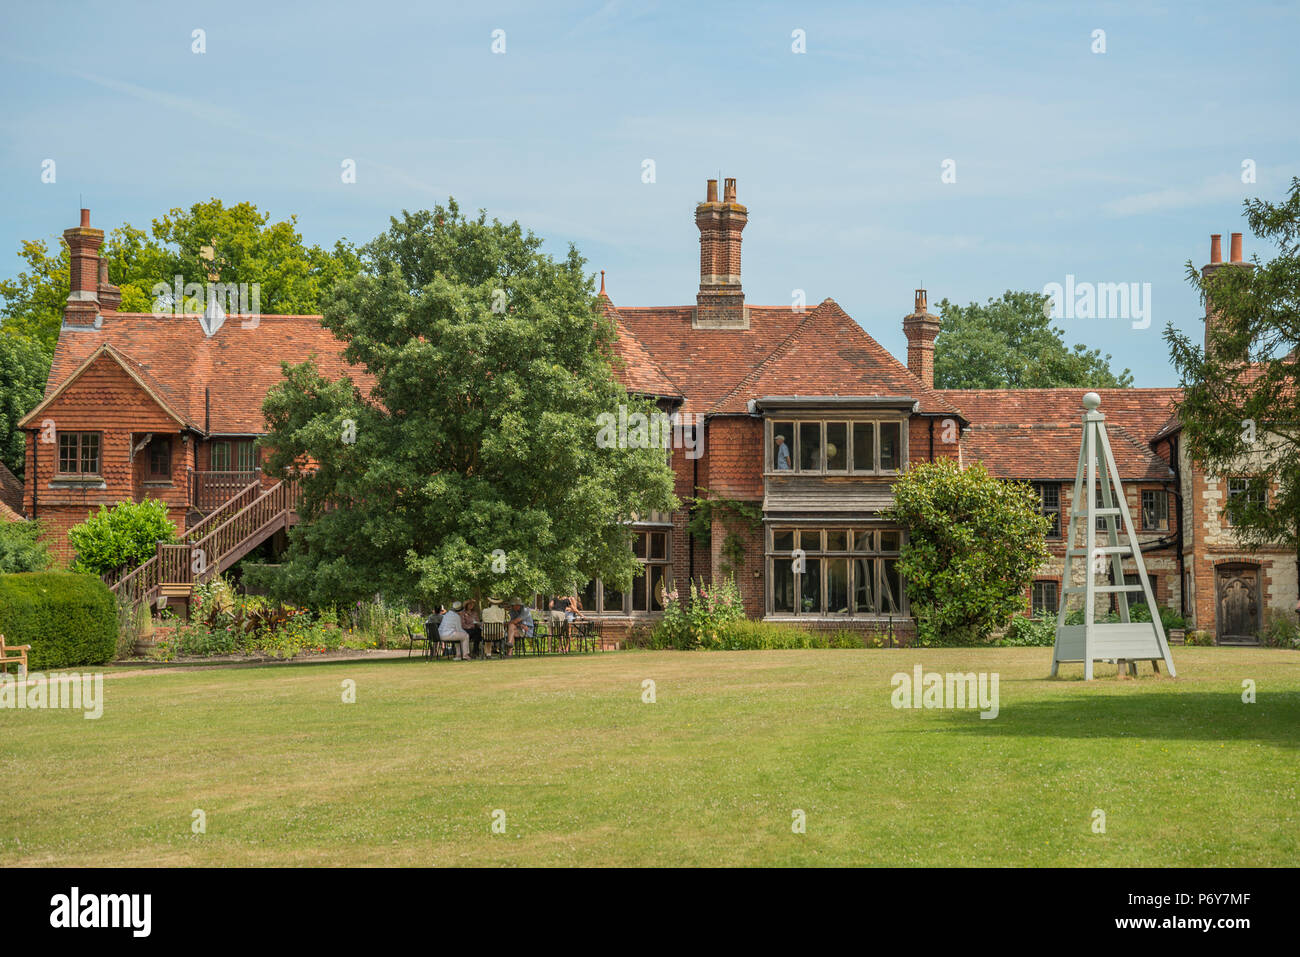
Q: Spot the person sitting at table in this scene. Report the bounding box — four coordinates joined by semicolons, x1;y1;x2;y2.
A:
480;599;506;657
438;601;471;661
550;592;575;625
507;599;534;656
461;598;481;649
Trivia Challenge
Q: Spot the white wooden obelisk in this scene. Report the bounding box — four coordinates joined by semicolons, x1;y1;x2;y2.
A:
1051;392;1176;679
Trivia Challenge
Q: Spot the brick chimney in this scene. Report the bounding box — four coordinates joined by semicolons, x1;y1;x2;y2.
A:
693;177;748;329
63;208;104;328
902;288;941;388
1202;231;1250;353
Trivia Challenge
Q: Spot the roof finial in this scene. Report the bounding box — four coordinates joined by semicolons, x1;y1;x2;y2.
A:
599;269;606;296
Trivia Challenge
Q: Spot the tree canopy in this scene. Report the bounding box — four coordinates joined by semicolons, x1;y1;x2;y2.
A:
253;200;678;608
0;199;360;352
1165;177;1300;553
933;290;1134;389
0;334;49;478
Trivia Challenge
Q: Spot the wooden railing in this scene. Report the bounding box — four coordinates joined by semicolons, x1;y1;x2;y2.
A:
184;479;299;585
183;477;264;543
189;469;261;511
109;479;300;606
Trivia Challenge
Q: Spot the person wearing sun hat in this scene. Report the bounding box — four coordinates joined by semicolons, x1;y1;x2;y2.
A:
438;600;471;660
506;598;533;656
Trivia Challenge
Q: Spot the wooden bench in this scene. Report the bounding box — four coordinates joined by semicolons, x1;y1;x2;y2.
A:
0;634;31;677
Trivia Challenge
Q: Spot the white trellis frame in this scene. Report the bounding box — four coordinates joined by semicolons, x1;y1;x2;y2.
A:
1051;392;1176;679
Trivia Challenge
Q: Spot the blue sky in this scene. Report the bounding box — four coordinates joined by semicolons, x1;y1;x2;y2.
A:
1;0;1296;385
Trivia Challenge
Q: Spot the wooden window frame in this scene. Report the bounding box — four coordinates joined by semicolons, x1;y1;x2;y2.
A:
56;431;102;477
1034;482;1061;539
766;525;906;617
1140;488;1169;531
1031;580;1059;619
147;437;172;479
585;527;673;616
765;417;907;478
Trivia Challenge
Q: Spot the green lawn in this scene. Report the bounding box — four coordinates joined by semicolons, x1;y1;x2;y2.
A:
2;647;1297;866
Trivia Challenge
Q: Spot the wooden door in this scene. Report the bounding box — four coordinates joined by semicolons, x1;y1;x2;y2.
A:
1216;566;1260;640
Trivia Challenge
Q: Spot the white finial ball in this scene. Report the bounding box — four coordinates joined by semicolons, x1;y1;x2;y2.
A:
1082;391;1101;410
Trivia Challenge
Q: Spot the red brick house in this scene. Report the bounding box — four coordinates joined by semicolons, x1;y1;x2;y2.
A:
16;195;1296;642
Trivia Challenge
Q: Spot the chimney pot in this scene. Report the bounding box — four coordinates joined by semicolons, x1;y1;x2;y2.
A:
1230;232;1243;263
915;289;927;313
723;178;737;203
1210;234;1222;264
705;179;718;203
80;208;90;228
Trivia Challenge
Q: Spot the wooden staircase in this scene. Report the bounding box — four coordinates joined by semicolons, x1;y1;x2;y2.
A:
109;478;300;611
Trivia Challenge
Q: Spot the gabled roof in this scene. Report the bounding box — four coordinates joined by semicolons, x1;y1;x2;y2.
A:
711;299;964;417
0;500;24;523
32;313;360;435
611;297;962;418
942;388;1183;481
19;342;192;430
599;295;683;400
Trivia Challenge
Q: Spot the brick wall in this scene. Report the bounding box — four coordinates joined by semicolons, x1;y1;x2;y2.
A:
25;352;189;563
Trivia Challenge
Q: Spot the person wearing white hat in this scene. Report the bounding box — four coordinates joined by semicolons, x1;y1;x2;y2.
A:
438;600;471;660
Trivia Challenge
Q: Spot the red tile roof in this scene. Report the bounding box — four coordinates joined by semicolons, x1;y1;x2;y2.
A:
942;388;1182;481
0;462;23;518
599;296;683;400
40;313;361;435
612;298;961;417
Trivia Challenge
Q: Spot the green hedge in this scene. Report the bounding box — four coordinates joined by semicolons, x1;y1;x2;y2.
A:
0;572;117;669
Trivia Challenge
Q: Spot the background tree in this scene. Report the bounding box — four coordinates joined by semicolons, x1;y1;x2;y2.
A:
0;334;50;479
253;200;678;608
886;460;1050;645
1165;178;1300;561
933;290;1133;388
0;199;361;352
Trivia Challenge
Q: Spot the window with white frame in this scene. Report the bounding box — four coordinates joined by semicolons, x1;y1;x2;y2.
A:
768;526;904;616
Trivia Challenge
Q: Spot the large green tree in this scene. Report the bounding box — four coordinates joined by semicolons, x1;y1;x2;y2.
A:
886;459;1050;645
1165;178;1300;560
253;200;677;608
933;290;1133;389
0;334;50;478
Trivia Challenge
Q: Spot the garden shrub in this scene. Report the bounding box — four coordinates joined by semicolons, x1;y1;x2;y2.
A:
999;615;1057;647
0;571;116;669
67;499;179;577
147;575;400;661
647;581;880;650
1262;610;1299;650
886;460;1050;646
0;519;52;574
653;578;746;650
